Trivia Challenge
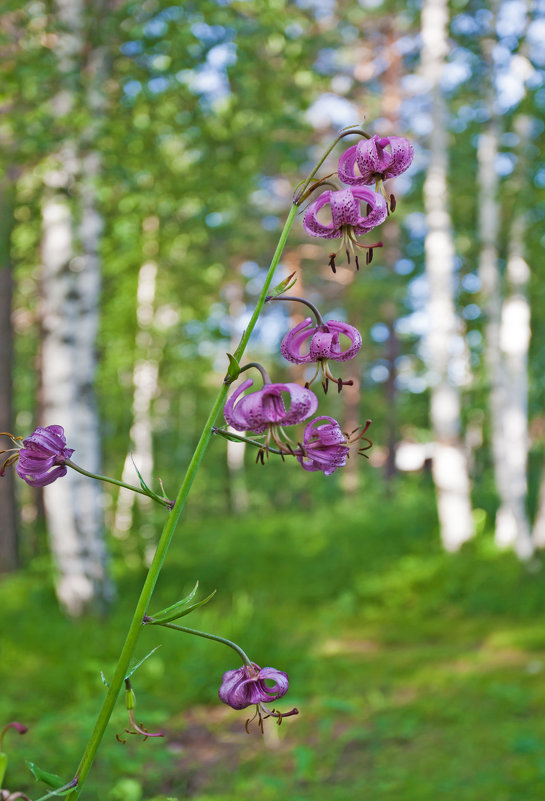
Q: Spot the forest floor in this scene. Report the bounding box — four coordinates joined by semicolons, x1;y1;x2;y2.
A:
2;478;545;801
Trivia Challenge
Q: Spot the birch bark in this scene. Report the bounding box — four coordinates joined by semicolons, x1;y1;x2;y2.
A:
40;0;112;614
421;0;474;549
479;115;532;558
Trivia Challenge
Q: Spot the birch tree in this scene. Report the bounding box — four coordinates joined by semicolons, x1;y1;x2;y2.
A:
40;0;112;614
421;0;474;550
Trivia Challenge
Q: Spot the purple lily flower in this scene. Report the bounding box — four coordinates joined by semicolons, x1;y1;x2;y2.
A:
219;663;299;731
15;425;74;487
281;317;362;392
219;663;289;710
303;186;387;272
225;377;318;435
338;134;414;189
297;416;350;476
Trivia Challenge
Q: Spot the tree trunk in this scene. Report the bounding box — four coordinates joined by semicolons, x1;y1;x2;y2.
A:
0;175;19;572
40;0;112;614
114;249;159;537
421;0;474;550
478;114;533;558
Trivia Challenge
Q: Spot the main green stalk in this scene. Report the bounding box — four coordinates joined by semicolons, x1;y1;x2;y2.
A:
65;202;298;800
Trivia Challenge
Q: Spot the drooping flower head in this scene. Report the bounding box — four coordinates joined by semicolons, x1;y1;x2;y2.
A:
224;373;318;457
303;186;387;272
338;134;414;209
281;317;362;392
14;425;74;487
219;663;298;732
297;417;373;476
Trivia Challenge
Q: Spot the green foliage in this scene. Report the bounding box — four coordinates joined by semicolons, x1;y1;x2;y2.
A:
3;483;545;799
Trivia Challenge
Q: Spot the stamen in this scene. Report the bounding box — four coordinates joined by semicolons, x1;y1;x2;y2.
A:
328;253;337;274
390;193;396;212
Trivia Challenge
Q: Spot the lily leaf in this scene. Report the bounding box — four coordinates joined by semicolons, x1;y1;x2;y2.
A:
124;645;162;680
27;762;66;789
131;456;152;494
225;352;240;381
268;271;297;299
150;587;217;624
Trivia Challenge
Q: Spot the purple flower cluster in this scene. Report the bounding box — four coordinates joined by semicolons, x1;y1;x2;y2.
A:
222;130;412;475
303;133;413;271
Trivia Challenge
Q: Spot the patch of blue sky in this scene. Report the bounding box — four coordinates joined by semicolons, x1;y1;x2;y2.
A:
496;0;528;39
528;20;545;66
305;93;359;129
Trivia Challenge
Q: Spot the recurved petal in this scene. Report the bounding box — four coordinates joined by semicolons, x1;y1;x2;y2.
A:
351;187;388;233
329;188;360;229
324;321;362;361
279;383;319;426
280;318;317;364
384;136;414;178
337;143;370;185
16;463;68;487
303;191;342;240
218;664;260;710
224;378;256;431
23;425;68;455
257;667;289;699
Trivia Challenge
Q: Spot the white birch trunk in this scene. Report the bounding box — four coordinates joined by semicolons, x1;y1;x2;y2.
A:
421;0;474;550
40;0;112;614
113;259;159;536
499;215;532;556
479;117;532;558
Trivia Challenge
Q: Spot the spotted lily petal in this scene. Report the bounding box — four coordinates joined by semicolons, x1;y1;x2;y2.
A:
281;318;362;365
303;187;387;240
224;380;318;433
338;134;414;185
297;416;350;476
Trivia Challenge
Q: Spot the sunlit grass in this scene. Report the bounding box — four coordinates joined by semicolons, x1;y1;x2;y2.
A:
2;481;545;799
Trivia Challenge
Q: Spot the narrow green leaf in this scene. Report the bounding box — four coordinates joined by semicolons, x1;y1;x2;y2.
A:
27;762;65;789
124;645;162;680
151;589;217;624
150;581;200;622
130;455;151;494
268;271;297;298
226;352;240;381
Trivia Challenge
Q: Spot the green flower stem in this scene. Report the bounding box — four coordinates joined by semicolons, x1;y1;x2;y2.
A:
64;460;172;509
65;202;298;800
212;427;299;457
295;125;370;203
146;619;252;666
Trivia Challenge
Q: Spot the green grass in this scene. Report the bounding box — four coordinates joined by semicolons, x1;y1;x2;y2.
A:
2;478;545;800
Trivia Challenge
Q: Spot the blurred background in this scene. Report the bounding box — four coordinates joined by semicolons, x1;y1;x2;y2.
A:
1;0;545;799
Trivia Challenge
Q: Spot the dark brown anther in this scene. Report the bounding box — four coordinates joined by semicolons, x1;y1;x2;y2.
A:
346;248;350;265
116;733;127;744
304;381;310;389
355;255;360;271
324;377;329;394
328;254;337;274
367;203;372;216
390;193;396;212
337;378;343;393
